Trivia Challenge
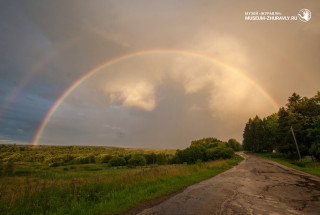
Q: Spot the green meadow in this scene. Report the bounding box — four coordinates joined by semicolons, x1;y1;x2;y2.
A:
0;143;243;215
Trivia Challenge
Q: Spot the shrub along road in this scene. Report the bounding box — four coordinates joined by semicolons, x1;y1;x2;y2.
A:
135;152;320;215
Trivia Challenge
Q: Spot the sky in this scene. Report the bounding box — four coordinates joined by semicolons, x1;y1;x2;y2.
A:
0;0;319;149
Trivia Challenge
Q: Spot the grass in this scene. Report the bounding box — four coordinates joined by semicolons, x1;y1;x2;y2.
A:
0;154;243;215
246;152;320;177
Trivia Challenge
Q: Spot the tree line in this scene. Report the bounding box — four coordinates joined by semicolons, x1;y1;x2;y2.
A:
0;137;241;169
243;91;320;160
105;137;241;166
171;137;241;164
0;145;174;168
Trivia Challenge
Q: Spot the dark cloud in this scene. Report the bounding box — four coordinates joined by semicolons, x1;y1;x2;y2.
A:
0;89;53;142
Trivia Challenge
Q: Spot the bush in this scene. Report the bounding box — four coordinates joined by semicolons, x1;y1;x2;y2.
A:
293;160;306;167
124;154;132;163
195;159;202;167
100;154;112;163
310;142;320;161
144;153;157;165
49;162;60;167
156;153;167;165
86;154;96;163
227;138;242;152
73;154;96;164
128;155;146;166
206;146;234;160
108;157;126;167
173;146;205;164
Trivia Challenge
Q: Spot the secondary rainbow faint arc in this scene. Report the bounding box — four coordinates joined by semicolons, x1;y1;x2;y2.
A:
32;49;280;145
0;36;84;122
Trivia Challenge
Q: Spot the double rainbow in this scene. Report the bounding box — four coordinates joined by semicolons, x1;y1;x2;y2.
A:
32;49;280;145
0;36;84;123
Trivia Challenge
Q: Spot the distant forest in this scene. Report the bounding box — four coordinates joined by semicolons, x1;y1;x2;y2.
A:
0;136;241;170
243;91;320;160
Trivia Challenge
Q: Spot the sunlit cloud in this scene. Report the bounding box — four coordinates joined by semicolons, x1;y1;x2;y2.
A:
0;0;319;147
108;81;156;111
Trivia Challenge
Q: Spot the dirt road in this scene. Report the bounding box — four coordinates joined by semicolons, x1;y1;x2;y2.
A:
137;153;320;215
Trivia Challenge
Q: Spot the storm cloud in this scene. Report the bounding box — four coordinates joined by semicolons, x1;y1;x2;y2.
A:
0;0;319;148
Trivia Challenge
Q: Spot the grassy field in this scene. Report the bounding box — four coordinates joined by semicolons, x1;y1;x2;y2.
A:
246;152;320;177
0;152;243;215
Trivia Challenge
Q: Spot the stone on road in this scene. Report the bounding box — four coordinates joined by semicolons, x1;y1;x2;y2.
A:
137;153;320;215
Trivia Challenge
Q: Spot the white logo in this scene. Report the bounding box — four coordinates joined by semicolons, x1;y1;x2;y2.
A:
298;9;311;22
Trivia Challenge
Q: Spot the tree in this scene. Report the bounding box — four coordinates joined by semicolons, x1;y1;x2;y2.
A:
156;153;167;165
309;116;320;160
243;116;265;152
186;146;206;164
128;155;146;166
100;154;112;163
262;114;279;152
172;145;206;164
286;92;301;109
108;156;126;167
124;154;132;163
227;138;242;152
191;137;222;147
243;118;253;151
243;91;320;158
206;146;234;160
144;153;157;165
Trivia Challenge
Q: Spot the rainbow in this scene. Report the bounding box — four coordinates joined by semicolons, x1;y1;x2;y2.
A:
32;49;280;145
0;36;83;122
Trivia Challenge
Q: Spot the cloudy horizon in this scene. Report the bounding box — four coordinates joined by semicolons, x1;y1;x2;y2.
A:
0;0;319;149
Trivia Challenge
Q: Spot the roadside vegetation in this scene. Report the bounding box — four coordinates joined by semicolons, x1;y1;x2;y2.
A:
243;91;320;176
0;138;243;214
246;152;320;177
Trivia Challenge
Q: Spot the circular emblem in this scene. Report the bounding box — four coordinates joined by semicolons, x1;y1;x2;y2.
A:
298;9;311;22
